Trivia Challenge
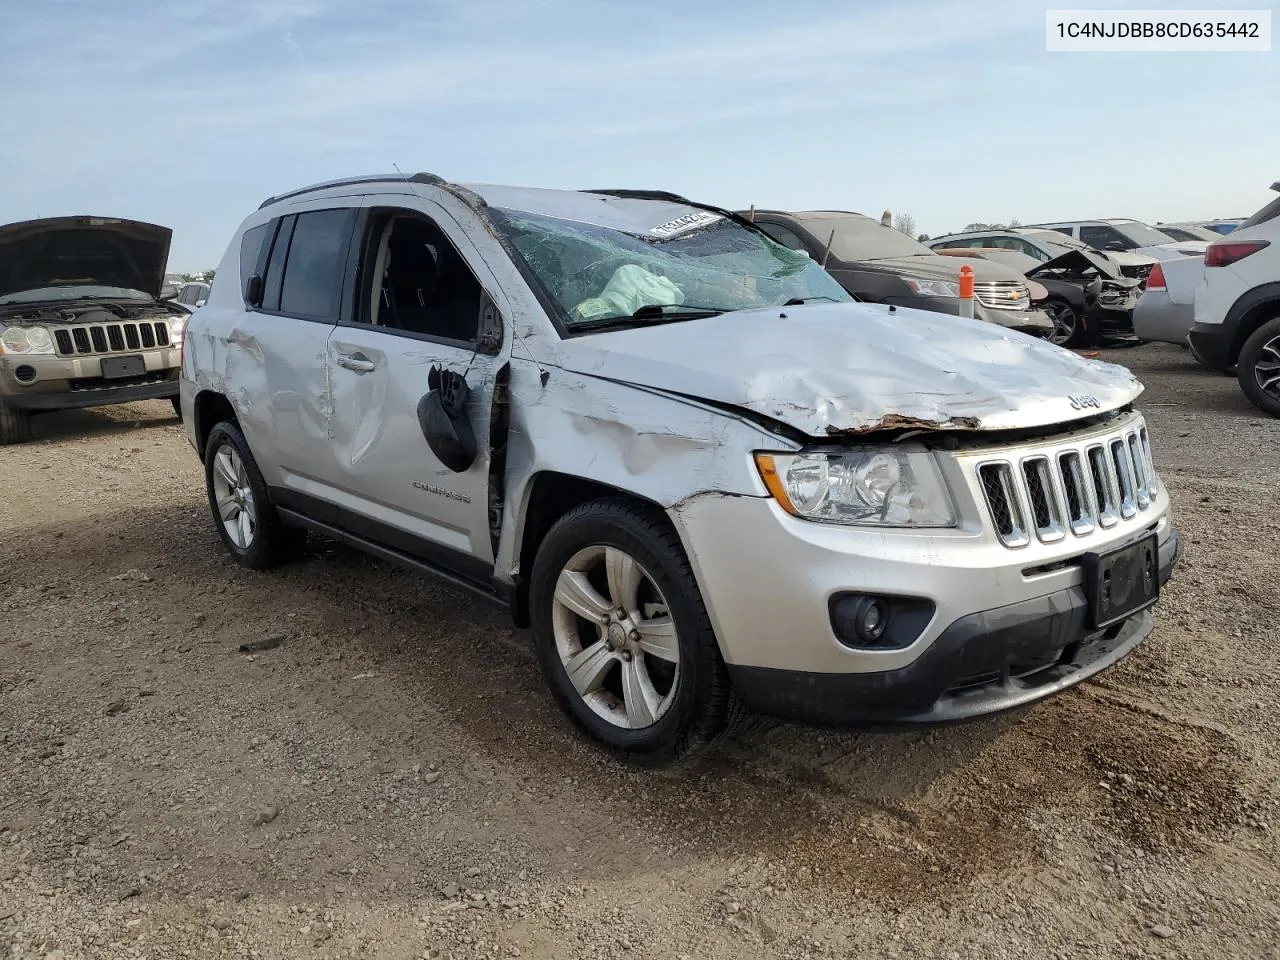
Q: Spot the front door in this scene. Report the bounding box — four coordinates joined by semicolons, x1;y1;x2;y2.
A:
322;198;510;578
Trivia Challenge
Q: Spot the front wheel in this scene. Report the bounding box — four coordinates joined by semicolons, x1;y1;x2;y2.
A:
0;400;31;445
1237;316;1280;417
171;396;182;418
529;498;736;763
203;421;305;569
1043;299;1084;347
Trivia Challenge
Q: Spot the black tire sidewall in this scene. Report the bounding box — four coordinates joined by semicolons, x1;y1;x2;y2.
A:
203;422;276;567
0;400;31;445
529;502;724;760
1237;317;1280;417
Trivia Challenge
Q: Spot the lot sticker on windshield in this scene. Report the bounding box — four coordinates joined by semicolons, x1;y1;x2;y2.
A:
648;211;723;239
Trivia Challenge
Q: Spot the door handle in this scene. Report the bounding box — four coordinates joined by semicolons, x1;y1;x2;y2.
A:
336;353;376;373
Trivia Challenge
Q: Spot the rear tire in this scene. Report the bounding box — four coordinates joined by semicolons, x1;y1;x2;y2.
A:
529;498;734;764
203;421;306;569
171;396;182;418
0;400;31;445
1237;316;1280;418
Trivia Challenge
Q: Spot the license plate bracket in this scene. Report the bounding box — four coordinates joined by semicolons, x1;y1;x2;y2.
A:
100;355;146;379
1082;532;1159;629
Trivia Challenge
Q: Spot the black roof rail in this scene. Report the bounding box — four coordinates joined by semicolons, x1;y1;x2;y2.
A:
258;172;447;209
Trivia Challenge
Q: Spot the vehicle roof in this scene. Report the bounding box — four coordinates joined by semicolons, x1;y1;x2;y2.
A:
255;173;753;238
1028;218;1144;228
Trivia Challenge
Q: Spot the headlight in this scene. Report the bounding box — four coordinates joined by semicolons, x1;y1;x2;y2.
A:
903;277;960;298
167;315;187;340
0;325;55;355
755;448;957;527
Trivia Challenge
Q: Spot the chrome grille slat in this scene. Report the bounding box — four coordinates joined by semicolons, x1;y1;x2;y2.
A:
1020;455;1066;543
1110;439;1138;519
975;420;1160;549
978;463;1029;548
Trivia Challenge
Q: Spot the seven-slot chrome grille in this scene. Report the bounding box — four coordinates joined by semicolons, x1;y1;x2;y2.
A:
52;321;171;357
976;422;1158;548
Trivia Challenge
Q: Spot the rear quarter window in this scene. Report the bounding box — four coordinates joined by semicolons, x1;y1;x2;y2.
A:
239;223;270;285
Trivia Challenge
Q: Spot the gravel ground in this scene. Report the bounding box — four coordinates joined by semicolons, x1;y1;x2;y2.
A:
2;342;1278;960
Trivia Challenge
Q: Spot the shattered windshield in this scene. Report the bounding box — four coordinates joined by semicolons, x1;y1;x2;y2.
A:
489;207;851;331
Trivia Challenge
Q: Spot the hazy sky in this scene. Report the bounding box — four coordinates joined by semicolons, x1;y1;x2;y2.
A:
2;0;1276;271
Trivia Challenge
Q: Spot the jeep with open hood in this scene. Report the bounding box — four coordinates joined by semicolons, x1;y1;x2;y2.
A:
180;174;1181;762
0;216;189;443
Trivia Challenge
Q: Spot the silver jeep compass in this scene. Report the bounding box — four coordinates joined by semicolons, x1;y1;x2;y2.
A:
180;173;1182;762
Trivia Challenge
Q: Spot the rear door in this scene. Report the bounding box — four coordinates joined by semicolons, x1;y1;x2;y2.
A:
231;204;358;522
321;196;510;578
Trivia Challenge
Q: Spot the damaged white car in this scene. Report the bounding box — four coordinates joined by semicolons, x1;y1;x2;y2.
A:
181;175;1182;762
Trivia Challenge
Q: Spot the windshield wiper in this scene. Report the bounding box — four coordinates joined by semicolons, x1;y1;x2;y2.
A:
572;304;727;333
782;296;839;306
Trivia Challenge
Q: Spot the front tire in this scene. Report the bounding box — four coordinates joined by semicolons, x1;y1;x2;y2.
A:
171;396;182;418
0;400;31;445
1043;299;1084;347
1237;316;1280;417
203;421;305;569
529;498;735;763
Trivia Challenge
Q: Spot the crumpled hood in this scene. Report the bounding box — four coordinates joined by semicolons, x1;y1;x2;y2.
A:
857;254;1025;282
554;302;1142;436
0;216;172;300
1028;248;1122;281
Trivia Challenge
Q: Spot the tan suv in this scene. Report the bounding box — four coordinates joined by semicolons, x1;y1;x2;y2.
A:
0;216;190;444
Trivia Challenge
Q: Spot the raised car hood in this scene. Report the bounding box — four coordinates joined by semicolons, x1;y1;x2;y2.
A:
1028;248;1121;281
554;302;1142;437
0;216;173;300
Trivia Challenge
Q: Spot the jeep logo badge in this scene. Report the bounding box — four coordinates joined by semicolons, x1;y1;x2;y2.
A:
1069;394;1101;410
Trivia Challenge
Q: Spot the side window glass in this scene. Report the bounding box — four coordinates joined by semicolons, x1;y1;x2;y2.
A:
360;212;483;343
758;223;809;252
262;216;295;311
279;209;355;321
1080;226;1123;249
239;224;269;287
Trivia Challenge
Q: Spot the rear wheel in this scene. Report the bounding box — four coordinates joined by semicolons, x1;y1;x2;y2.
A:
171;396;182;418
529;498;736;764
0;400;31;445
203;421;305;568
1237;316;1280;417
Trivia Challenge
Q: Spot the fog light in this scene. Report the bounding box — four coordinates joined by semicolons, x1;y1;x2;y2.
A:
853;597;887;643
829;592;935;651
14;364;37;383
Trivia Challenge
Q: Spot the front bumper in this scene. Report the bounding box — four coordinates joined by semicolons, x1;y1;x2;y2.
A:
728;529;1181;726
673;423;1179;726
0;351;180;410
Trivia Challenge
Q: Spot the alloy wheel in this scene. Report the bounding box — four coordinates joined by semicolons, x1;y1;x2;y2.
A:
550;545;681;729
211;443;257;549
1043;301;1077;345
1252;334;1280;401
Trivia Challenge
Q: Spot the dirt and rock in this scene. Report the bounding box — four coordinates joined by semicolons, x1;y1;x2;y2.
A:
2;342;1278;959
